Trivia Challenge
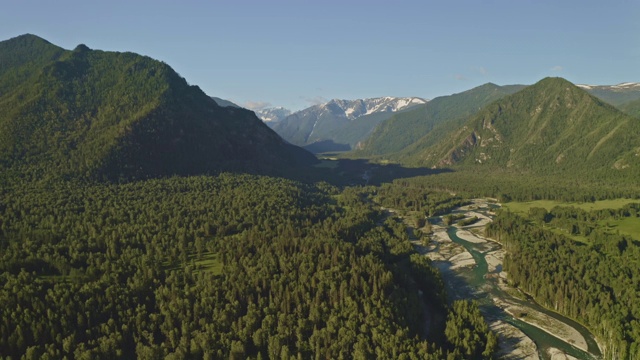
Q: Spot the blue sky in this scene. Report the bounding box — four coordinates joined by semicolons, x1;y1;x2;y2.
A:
2;0;638;111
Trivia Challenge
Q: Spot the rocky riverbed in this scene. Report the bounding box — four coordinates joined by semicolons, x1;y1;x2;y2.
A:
406;199;600;359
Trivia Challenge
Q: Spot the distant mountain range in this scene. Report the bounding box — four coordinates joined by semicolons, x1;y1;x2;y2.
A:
270;97;427;152
393;78;640;177
9;33;634;182
0;34;316;181
577;82;640;106
210;79;640;160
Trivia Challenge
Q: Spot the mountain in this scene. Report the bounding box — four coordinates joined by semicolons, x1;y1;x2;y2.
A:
399;77;640;177
255;107;291;123
357;83;526;156
578;82;640;107
620;98;640;118
209;99;291;123
271;97;427;152
211;96;241;108
0;34;316;181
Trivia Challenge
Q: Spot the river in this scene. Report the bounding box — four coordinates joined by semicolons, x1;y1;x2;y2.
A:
419;200;602;360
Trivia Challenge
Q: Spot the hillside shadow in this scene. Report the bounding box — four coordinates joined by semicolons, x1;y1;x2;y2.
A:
285;158;453;186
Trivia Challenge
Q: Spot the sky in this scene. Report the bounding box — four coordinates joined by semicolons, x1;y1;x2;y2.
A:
2;0;639;111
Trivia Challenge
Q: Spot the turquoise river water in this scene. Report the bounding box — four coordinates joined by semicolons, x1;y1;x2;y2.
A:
434;205;602;360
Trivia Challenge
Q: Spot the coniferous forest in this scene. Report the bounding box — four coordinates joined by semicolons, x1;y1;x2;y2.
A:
0;176;496;359
2;33;640;360
487;207;640;359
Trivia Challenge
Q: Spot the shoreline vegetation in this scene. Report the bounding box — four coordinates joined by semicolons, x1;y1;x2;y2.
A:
396;199;601;359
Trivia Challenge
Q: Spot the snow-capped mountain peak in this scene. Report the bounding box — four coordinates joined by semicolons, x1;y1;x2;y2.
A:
269;96;429;151
314;96;428;120
254;107;291;122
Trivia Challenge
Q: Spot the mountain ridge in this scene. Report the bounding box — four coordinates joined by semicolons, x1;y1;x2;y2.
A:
356;83;526;156
397;77;640;177
0;34;316;181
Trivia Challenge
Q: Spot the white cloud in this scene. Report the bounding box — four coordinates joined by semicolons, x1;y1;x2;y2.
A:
304;96;328;106
478;66;488;75
551;65;563;72
454;74;467;81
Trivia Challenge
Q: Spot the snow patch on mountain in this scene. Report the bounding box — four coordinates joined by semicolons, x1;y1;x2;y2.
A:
577;82;640;91
302;96;428;121
254;107;292;122
612;82;640;89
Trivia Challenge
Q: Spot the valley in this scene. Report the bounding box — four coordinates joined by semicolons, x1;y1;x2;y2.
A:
1;32;640;359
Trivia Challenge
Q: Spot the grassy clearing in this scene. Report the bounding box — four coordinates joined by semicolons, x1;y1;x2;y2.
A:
503;198;638;215
503;198;640;242
193;252;223;275
598;217;640;240
543;226;591;244
164;252;223;275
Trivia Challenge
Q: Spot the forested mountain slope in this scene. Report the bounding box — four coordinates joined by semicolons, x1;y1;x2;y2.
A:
399;77;640;178
0;34;315;181
357;83;525;156
620;97;640;118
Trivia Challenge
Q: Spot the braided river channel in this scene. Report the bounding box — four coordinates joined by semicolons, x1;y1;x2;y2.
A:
420;200;602;360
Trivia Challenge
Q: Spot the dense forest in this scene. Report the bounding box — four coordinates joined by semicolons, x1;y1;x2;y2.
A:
372;168;640;203
359;170;640;359
487;206;640;360
0;175;496;359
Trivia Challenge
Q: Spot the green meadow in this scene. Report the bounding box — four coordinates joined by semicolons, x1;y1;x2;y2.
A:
503;198;638;214
503;199;640;240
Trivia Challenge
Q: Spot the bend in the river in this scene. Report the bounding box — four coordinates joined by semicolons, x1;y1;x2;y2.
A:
420;200;602;360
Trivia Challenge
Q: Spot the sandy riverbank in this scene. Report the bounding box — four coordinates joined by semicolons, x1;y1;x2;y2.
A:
546;347;579;360
490;320;539;360
420;206;541;359
493;297;588;352
455;228;488;243
423;225;476;270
